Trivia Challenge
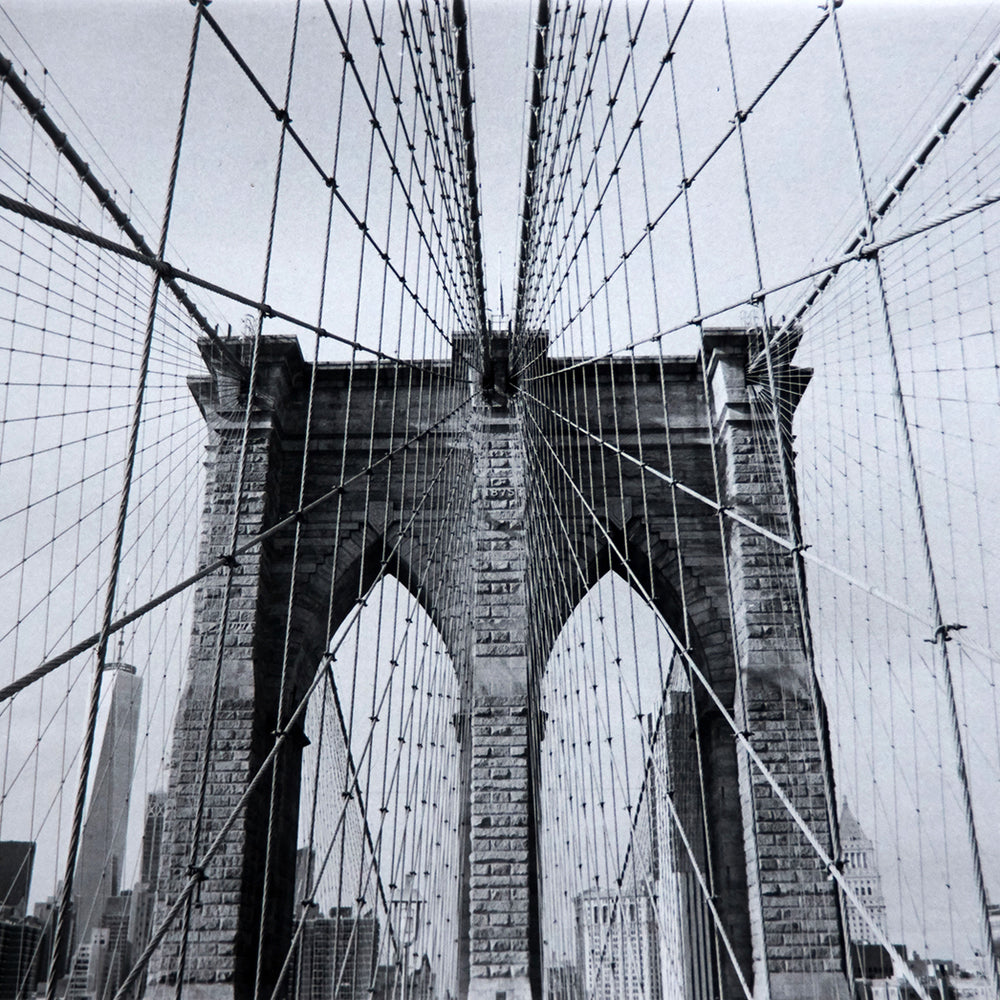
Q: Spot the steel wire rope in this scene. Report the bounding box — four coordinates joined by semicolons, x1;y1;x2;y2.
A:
111;425;472;1000
759;37;1000;372
524;185;1000;388
521;400;937;1000
519;416;753;998
274;0;359;987
720;5;852;986
655;6;728;984
0;351;476;707
514;5;831;375
829;7;1000;988
518;0;633;332
42;8;204;990
318;0;481;346
191;3;471;369
511;1;588;345
274;457;473;1000
520;0;687;339
0;190;466;382
516;385;1000;679
0;50;238;369
2;87;55;835
396;2;485;363
513;0;590;337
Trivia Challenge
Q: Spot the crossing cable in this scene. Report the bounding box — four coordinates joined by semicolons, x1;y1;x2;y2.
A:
519;0;692;336
397;1;483;347
0;386;475;705
452;0;489;348
521;402;937;1000
514;5;831;375
521;405;751;999
829;6;999;990
516;10;829;372
754;23;1000;373
518;0;623;331
0;49;244;378
720;1;851;981
404;1;485;369
526;182;1000;383
319;0;480;342
512;1;587;332
517;2;615;338
40;7;205;997
270;454;475;1000
110;428;470;1000
193;2;470;364
514;0;550;331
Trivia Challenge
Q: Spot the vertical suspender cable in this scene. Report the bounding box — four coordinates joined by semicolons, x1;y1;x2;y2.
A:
829;7;1000;994
44;7;204;998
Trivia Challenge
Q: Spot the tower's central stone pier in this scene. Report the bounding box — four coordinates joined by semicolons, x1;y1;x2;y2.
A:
148;331;849;1000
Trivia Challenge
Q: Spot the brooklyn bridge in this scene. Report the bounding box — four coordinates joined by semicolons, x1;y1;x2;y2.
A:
0;2;999;1000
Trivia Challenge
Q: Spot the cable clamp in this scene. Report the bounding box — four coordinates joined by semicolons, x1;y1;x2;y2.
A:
925;622;966;645
734;108;748;124
155;259;175;280
680;176;692;190
857;243;879;261
186;865;207;883
274;107;290;124
793;542;811;554
749;289;765;305
221;553;239;569
734;729;752;742
293;509;308;524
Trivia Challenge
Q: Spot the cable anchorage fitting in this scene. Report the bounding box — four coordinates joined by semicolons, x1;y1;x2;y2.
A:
186;864;207;883
925;622;966;645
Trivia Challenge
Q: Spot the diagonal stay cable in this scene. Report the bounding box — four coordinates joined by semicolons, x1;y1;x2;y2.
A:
0;390;477;705
195;1;471;364
753;23;1000;372
522;424;754;1000
527;184;1000;381
110;429;467;1000
514;6;832;374
319;0;479;339
43;8;205;996
519;384;1000;667
0;49;245;378
520;0;694;334
521;401;936;1000
0;191;466;382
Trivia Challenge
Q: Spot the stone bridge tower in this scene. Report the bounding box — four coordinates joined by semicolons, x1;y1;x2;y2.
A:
147;331;850;1000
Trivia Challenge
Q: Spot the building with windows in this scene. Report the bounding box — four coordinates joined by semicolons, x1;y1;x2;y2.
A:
575;887;660;1000
293;906;379;1000
840;803;888;943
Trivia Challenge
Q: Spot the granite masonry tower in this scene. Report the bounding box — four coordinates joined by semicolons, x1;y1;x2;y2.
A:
147;330;850;1000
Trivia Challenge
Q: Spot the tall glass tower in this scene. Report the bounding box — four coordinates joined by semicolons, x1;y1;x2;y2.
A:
73;662;142;948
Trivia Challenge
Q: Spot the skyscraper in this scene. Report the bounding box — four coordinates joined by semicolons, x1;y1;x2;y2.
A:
73;663;142;950
129;791;166;989
840;803;888;943
649;671;714;1000
294;906;379;1000
575;887;661;1000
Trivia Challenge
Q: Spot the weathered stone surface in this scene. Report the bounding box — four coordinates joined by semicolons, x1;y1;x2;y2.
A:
150;331;847;1000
